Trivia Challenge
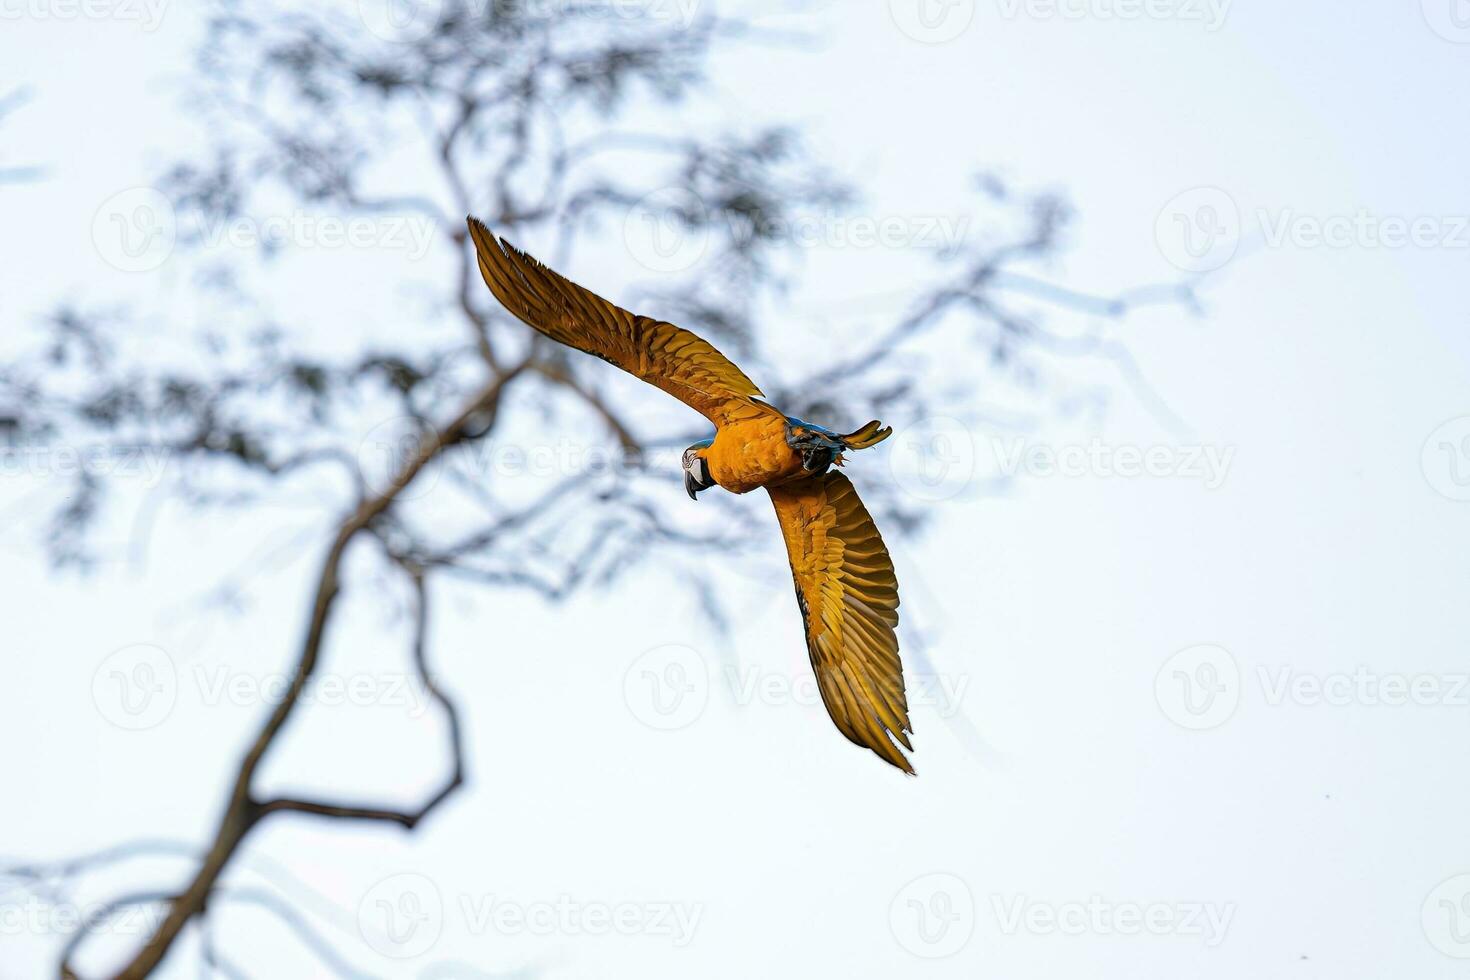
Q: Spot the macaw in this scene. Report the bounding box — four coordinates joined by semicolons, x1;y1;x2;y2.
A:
468;217;914;773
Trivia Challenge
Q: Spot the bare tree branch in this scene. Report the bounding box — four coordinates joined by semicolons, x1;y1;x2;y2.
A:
255;562;464;829
70;371;515;980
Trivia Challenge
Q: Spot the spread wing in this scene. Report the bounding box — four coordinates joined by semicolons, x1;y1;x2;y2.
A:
767;472;914;774
468;217;769;425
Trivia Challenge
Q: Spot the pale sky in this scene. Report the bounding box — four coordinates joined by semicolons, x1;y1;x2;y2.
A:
3;2;1470;978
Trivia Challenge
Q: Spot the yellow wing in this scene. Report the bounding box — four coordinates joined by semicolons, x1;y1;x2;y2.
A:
767;472;914;774
468;217;768;425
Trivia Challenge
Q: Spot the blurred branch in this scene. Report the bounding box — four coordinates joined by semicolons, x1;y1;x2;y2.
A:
255;561;464;828
59;893;174;980
69;371;516;980
210;886;371;980
0;86;43;184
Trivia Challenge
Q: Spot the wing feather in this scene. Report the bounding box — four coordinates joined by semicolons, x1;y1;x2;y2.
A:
468;217;768;425
767;472;914;774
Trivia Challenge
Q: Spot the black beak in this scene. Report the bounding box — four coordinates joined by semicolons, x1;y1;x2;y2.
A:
684;468;700;500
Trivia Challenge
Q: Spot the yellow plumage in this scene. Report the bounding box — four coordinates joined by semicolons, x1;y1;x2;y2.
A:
468;217;915;774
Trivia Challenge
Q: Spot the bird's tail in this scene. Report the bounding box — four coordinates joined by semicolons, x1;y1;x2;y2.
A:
839;419;893;450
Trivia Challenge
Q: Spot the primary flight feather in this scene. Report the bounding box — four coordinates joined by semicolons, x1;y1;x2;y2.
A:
468;216;914;774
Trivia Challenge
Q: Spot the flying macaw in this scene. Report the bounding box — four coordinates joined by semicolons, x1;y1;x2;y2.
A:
467;217;915;774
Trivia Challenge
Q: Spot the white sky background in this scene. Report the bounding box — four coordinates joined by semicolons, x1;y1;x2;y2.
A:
3;1;1470;978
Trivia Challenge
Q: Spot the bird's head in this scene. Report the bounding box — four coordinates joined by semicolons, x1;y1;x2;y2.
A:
682;439;715;500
